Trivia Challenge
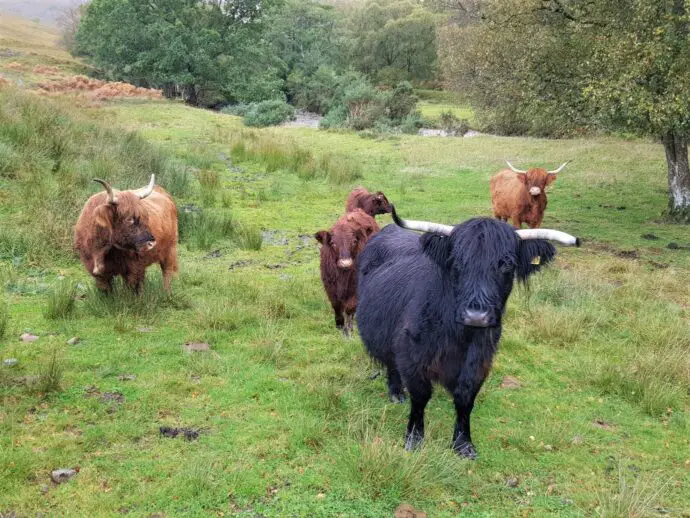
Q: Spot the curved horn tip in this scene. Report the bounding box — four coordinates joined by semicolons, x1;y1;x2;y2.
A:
505;160;527;173
138;174;156;199
548;161;571;174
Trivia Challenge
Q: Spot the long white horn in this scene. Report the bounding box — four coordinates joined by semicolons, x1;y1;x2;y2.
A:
548;161;570;174
391;206;454;235
137;174;156;199
506;161;527;173
93;178;117;205
516;228;580;247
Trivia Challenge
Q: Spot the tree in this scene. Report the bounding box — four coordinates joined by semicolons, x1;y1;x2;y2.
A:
439;0;690;220
75;0;282;106
57;1;88;52
346;0;439;84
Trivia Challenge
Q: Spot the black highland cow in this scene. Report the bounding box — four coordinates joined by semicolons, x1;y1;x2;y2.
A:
356;207;579;458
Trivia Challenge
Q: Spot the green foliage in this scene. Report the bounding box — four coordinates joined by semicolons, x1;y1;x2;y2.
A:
34;347;64;394
76;0;281;106
385;81;417;120
0;297;8;340
243;100;296;128
345;0;439;84
438;110;470;135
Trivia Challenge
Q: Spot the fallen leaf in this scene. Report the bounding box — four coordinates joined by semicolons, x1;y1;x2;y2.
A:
500;376;522;389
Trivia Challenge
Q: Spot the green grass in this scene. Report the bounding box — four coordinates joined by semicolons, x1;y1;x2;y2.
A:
1;65;689;516
418;101;475;125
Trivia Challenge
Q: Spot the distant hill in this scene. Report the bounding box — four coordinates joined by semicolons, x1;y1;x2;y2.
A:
0;0;84;25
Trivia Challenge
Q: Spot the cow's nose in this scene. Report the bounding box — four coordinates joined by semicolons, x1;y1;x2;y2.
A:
529;186;541;196
463;309;491;328
337;258;354;269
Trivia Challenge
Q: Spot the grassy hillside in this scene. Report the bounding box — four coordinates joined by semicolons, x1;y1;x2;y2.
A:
1;30;689;518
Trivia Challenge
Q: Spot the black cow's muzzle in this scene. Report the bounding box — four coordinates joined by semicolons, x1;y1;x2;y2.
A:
462;308;492;328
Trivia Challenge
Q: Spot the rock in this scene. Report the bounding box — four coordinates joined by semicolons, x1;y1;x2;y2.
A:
40;484;50;494
136;326;153;333
506;477;519;488
51;468;78;484
66;337;80;345
183;342;210;352
561;498;574;506
117;374;137;381
3;358;18;367
500;376;522;389
20;333;39;343
394;504;427;518
203;249;223;259
571;435;584;445
159;426;201;441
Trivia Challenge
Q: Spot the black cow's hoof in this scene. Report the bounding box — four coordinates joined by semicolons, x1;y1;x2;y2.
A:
405;431;424;451
453;440;477;460
388;390;406;404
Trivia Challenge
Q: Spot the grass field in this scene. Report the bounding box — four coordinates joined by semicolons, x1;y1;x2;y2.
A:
1;17;689;518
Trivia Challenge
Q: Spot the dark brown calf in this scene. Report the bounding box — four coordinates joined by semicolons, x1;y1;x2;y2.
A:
315;209;380;337
345;187;392;217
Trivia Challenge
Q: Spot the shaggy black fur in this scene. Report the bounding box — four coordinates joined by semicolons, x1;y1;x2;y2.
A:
356;218;556;458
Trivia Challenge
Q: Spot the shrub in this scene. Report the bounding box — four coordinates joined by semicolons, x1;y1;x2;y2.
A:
320;105;348;129
386;81;417;121
243;100;296;128
221;103;254;117
439;110;470;136
400;111;424;135
287;67;340;115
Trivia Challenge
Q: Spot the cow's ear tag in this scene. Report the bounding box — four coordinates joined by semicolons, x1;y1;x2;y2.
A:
531;256;541;265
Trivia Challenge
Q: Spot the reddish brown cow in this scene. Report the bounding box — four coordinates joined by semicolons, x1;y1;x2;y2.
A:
315;209;380;337
490;161;569;229
345;187;392;217
74;175;179;292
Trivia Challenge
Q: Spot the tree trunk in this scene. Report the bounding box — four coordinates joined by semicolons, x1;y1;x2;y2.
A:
662;132;690;221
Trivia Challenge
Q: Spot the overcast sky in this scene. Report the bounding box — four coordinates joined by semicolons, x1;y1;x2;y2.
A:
0;0;85;25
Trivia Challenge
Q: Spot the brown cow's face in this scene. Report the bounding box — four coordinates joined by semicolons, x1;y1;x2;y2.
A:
518;169;557;197
371;192;393;215
315;214;377;269
95;194;156;252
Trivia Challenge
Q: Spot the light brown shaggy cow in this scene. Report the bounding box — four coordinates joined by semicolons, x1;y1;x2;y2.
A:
345;187;392;218
490;161;569;229
315;209;380;337
74;175;178;292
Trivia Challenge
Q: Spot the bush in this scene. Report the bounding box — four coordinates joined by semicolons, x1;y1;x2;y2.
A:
400;111;424;134
439;110;470;136
320;105;349;129
221;103;254;117
386;81;417;121
287;67;340;115
243;100;296;128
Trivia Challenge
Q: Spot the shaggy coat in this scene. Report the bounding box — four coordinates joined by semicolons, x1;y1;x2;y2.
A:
490;168;558;228
345;187;392;218
356;218;556;458
74;185;178;292
315;209;380;336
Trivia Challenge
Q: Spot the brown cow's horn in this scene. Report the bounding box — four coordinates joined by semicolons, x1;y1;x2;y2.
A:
516;228;580;246
505;161;527;173
548;161;570;174
391;205;454;235
93;178;117;205
137;174;156;199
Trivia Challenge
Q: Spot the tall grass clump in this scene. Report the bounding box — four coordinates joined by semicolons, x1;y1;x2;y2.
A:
0;297;8;339
596;464;670;518
34;347;65;394
43;280;78;320
178;210;234;251
198;169;220;207
234;223;262;251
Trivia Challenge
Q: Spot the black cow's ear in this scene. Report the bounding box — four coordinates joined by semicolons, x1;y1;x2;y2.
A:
516;239;556;282
420;232;450;267
314;230;331;245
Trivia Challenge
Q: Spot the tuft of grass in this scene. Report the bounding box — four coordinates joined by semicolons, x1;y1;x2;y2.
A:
178;210;234;251
596;464;670;518
43;280;77;320
234;223;262;251
198;169;221;207
0;297;8;339
34;347;64;394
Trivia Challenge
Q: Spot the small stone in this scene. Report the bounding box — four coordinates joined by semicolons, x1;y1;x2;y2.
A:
137;327;153;333
20;333;39;343
500;376;522;389
561;498;574;506
571;435;584;445
66;337;80;345
3;358;18;367
316;492;326;499
51;468;78;484
117;374;137;381
506;477;519;488
101;392;125;404
183;342;210;352
544;444;553;451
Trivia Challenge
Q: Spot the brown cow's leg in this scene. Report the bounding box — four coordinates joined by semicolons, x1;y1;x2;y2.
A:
94;275;113;293
125;268;146;294
160;246;178;292
331;301;345;330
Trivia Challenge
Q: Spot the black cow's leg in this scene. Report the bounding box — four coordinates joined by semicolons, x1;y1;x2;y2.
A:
386;364;405;403
450;340;495;459
405;378;432;450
